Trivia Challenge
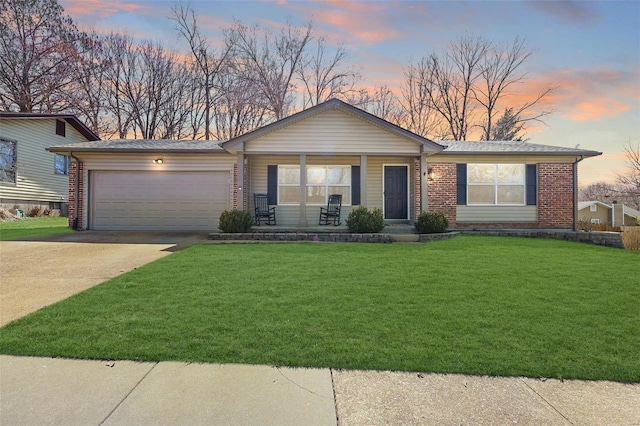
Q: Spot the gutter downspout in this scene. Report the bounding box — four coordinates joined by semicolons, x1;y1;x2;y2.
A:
70;152;80;230
573;155;584;232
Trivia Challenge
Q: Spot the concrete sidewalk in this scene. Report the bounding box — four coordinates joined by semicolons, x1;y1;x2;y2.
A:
2;355;639;425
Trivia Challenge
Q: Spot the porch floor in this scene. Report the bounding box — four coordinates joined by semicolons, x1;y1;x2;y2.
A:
246;224;416;234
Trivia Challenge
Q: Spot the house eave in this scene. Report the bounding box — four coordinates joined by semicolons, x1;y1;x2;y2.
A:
0;113;100;141
222;98;445;153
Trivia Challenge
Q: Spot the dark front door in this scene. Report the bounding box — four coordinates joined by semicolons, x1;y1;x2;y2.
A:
384;166;408;219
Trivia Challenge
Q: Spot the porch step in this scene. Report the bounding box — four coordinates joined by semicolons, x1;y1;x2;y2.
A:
390;234;420;243
382;225;416;234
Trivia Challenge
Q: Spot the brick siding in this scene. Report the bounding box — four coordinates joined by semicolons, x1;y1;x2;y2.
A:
232;164;238;210
426;163;457;224
537;163;575;229
427;162;576;230
67;160;84;229
414;158;421;219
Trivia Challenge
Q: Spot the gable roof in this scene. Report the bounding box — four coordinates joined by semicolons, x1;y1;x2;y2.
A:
222;98;445;152
47;139;225;154
578;201;640;219
439;140;602;157
0;112;100;141
625;206;640;219
578;201;611;210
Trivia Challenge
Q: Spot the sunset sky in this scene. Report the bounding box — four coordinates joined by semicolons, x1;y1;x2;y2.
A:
59;0;640;187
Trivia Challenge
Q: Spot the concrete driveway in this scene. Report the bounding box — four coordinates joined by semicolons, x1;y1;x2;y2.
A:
0;231;208;326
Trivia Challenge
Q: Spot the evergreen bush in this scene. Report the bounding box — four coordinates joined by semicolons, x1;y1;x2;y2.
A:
415;211;449;234
346;206;384;233
218;210;253;233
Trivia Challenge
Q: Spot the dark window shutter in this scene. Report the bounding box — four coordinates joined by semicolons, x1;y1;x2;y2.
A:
351;165;360;205
456;163;467;205
526;164;537;205
56;120;66;137
267;165;277;205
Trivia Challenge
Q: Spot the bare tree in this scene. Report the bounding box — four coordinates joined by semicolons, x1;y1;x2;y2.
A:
113;41;192;139
404;35;554;141
616;141;640;209
347;85;401;122
65;31;116;136
228;20;313;121
100;33;136;138
297;36;360;107
0;0;82;112
399;59;443;138
170;1;236;140
475;37;553;140
579;182;618;202
211;61;269;140
426;36;489;140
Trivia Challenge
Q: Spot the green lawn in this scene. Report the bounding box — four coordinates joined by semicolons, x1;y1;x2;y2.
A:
0;217;73;240
1;236;638;382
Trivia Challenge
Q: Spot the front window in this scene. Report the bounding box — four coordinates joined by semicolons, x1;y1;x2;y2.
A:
467;164;525;205
278;165;351;205
0;138;17;183
55;154;70;175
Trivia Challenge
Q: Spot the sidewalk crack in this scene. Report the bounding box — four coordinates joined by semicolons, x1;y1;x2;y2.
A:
520;378;575;425
98;361;158;425
275;366;332;400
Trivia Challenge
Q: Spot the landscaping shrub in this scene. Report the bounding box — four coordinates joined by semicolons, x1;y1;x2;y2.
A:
44;208;60;217
346;206;384;233
218;209;253;233
577;218;621;232
415;211;449;234
26;206;43;217
0;208;14;221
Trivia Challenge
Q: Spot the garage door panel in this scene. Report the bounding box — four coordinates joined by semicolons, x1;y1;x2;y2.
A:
91;171;230;231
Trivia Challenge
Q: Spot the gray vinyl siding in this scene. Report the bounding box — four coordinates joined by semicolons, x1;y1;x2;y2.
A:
76;152;236;172
74;152;236;230
249;155;363;226
0;118;89;203
457;206;537;222
246;109;421;155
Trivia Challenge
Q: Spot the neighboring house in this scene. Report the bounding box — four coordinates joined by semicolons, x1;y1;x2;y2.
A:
0;113;99;213
47;99;601;231
578;201;639;226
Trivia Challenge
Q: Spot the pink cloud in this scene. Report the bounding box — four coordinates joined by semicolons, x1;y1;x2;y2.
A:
546;68;639;122
568;99;633;121
63;0;151;19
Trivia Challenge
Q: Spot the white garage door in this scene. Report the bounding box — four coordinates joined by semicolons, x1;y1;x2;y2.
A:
91;171;230;230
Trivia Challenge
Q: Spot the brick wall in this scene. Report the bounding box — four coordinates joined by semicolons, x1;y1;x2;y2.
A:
232;164;238;210
67;160;84;229
426;163;457;224
538;163;575;229
414;158;421;219
427;162;576;230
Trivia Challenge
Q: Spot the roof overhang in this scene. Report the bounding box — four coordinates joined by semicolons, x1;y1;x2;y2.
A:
46;139;228;155
222;98;445;153
0;112;100;141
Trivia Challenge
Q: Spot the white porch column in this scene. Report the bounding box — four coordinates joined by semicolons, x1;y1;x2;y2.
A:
360;155;367;207
421;154;428;213
299;154;307;227
236;153;244;211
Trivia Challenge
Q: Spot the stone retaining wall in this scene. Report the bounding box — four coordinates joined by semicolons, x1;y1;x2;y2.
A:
209;229;625;248
209;232;393;243
459;230;625;249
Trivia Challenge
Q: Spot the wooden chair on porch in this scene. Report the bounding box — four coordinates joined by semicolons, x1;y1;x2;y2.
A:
254;193;276;225
319;194;342;226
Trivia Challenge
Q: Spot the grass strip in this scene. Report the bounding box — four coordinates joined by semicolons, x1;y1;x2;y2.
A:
1;236;638;382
